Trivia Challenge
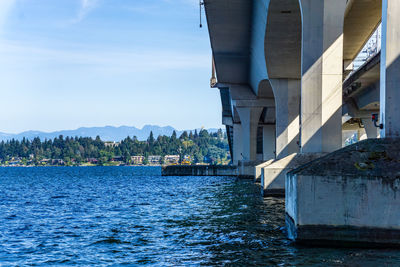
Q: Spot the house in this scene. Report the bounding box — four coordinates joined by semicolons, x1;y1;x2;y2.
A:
40;159;51;165
111;156;124;162
148;155;161;165
131;156;144;165
104;141;120;148
182;155;192;165
87;158;98;164
51;159;65;165
164;155;180;165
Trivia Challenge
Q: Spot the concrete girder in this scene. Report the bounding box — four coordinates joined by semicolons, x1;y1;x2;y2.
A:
343;51;380;119
265;0;301;80
343;0;382;63
204;0;252;84
219;87;233;126
352;81;380;111
249;0;269;96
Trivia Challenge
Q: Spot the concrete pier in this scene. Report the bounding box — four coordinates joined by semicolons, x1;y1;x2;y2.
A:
162;165;238;177
286;138;400;246
261;153;324;197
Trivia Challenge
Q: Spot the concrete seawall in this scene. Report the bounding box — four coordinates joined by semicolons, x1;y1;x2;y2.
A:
162;165;238;176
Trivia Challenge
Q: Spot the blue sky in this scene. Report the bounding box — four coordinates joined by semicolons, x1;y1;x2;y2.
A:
0;0;220;133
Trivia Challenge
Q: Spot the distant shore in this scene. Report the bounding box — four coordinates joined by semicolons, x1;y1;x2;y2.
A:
0;163;215;168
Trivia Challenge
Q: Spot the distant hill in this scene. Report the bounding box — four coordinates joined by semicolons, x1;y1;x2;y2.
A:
0;125;222;142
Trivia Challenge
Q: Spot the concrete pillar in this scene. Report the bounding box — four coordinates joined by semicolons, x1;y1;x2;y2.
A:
262;124;275;161
380;0;400;138
362;119;378;139
299;0;346;153
270;79;300;159
236;107;263;162
232;123;243;165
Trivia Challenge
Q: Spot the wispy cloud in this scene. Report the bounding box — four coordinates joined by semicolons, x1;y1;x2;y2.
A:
0;40;209;73
0;0;16;33
126;0;198;14
73;0;99;23
163;0;198;7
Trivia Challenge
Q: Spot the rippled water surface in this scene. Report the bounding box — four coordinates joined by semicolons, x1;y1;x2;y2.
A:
0;167;400;266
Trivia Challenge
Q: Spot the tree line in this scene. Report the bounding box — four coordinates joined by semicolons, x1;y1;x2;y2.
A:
0;129;230;165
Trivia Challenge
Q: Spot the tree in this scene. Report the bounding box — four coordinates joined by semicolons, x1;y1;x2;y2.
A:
171;130;177;140
148;131;155;145
124;150;131;164
180;131;188;140
0;127;230;166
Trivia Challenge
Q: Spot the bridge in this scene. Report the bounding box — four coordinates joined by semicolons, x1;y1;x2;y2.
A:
204;0;400;246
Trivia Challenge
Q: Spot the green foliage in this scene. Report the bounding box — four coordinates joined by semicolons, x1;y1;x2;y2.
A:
0;129;230;165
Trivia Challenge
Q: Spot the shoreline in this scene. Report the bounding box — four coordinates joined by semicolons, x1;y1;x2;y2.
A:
0;164;221;168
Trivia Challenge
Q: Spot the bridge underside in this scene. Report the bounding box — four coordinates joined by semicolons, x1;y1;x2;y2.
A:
204;0;400;246
205;0;384;167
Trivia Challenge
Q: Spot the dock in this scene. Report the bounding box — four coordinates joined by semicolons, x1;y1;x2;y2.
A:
161;165;238;176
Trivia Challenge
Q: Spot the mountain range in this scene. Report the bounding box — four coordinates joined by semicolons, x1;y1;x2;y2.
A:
0;125;221;142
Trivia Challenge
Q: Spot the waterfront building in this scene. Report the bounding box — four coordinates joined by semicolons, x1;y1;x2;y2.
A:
87;158;98;164
104;141;120;148
164;155;180;165
148;155;162;165
131;156;144;165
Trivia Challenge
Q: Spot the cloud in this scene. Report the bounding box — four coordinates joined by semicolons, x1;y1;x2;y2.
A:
73;0;99;23
163;0;198;7
0;40;210;73
0;0;16;32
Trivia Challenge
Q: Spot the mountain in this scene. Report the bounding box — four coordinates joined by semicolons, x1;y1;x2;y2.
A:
0;125;222;142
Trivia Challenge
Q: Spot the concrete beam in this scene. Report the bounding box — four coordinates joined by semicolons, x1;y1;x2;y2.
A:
249;0;269;96
343;0;382;62
265;0;302;79
204;0;252;84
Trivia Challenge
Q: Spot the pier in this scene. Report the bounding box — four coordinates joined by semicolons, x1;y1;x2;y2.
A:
162;165;238;177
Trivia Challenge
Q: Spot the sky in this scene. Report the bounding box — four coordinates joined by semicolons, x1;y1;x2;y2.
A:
0;0;220;133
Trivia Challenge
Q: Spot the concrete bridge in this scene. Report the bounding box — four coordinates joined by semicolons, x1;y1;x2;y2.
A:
204;0;400;246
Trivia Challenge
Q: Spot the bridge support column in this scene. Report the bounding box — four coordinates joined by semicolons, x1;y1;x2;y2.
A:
362;119;378;139
262;124;275;160
236;107;263;162
299;0;346;153
232;123;243;165
380;0;400;138
271;79;300;159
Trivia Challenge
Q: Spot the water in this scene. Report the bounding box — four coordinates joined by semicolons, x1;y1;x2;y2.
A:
0;167;399;266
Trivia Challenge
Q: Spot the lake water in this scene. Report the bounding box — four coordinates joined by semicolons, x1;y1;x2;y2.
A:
0;166;399;266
